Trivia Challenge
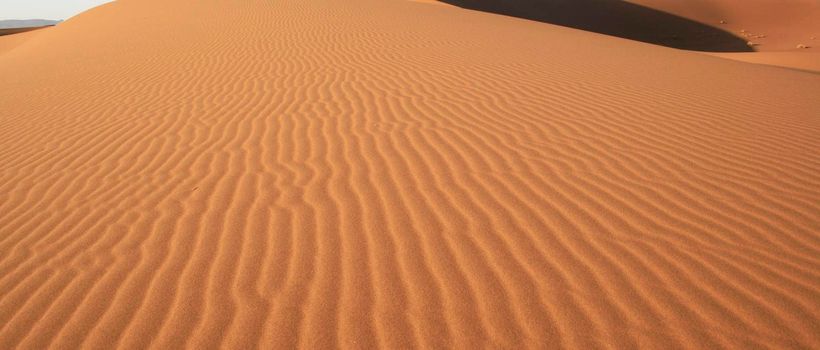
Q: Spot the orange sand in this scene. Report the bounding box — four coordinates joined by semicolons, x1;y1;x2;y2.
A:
0;28;47;55
1;0;819;349
708;52;820;73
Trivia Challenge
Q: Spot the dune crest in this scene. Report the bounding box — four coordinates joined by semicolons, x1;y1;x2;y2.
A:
1;0;819;349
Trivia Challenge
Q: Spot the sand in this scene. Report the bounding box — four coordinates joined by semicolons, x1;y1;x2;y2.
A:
1;0;819;349
707;52;820;73
0;28;49;56
631;0;820;52
631;0;820;71
0;26;53;38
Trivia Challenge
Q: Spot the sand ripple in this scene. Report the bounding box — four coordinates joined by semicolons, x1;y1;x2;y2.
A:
0;0;818;348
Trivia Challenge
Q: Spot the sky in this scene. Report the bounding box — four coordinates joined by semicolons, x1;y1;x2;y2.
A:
0;0;113;21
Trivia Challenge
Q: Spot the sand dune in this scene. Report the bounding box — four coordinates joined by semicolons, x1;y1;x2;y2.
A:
0;29;47;55
708;52;820;73
437;0;820;71
1;0;819;349
632;0;820;71
438;0;755;51
0;26;53;37
632;0;820;52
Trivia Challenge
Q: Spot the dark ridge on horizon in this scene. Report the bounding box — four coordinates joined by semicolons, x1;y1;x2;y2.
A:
0;26;55;37
0;19;61;30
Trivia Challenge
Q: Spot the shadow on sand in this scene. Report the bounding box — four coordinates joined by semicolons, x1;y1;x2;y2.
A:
439;0;753;52
0;26;54;37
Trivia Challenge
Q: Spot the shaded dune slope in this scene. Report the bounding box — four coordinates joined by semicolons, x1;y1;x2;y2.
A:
1;0;819;349
437;0;754;51
0;26;53;37
629;0;820;52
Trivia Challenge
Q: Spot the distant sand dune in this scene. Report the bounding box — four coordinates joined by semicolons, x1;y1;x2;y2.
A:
436;0;820;71
1;0;819;349
437;0;755;51
630;0;820;52
0;26;52;37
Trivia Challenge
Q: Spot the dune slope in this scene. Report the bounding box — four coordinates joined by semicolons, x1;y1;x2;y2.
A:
1;0;819;349
630;0;820;52
438;0;755;52
0;27;49;37
708;52;820;73
0;29;48;55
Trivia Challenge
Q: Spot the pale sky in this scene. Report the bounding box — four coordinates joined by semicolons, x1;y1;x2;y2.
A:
0;0;113;21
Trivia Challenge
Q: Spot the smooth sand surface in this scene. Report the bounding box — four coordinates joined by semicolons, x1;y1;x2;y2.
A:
1;0;819;349
0;29;48;55
708;52;820;73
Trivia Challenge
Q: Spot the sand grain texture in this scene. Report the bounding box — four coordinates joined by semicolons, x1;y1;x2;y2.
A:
1;0;819;349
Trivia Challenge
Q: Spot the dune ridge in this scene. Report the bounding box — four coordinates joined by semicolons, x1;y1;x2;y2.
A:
1;0;819;349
